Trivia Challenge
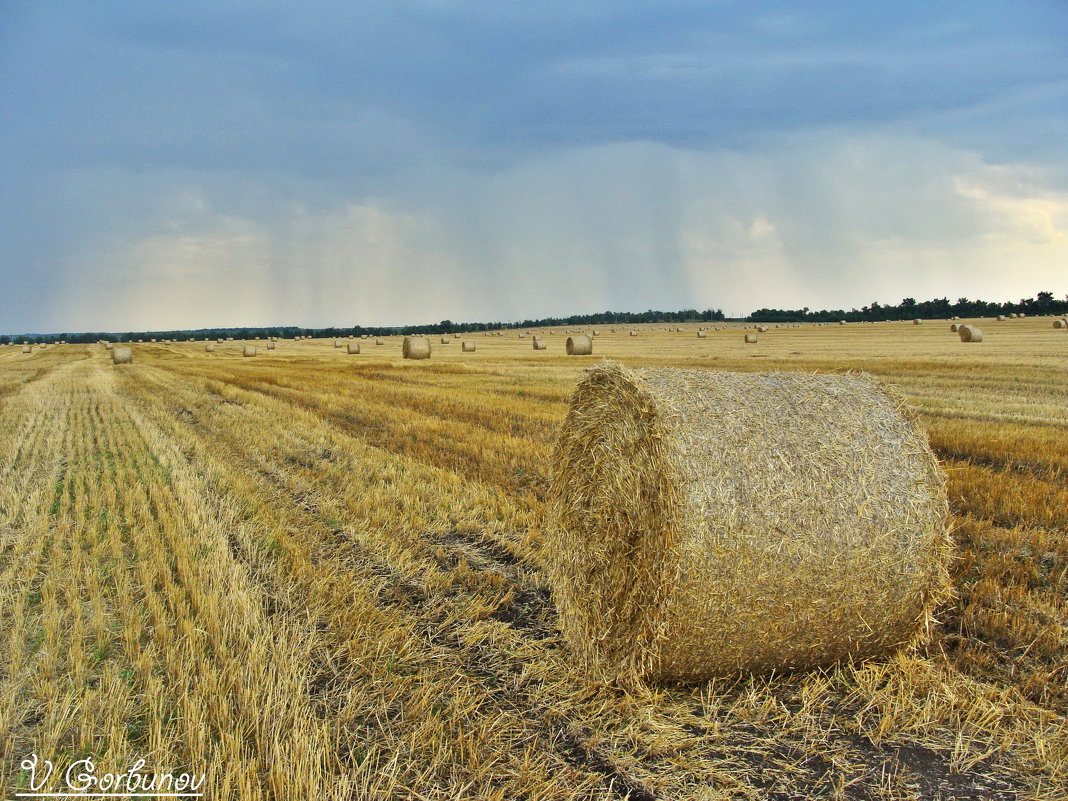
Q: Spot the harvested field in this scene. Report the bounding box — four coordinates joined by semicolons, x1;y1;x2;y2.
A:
1;317;1066;799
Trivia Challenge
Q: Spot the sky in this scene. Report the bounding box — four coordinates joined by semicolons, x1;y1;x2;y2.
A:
1;1;1067;333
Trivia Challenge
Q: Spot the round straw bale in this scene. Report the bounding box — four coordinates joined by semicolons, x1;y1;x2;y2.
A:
566;335;593;355
105;342;114;350
267;341;276;350
839;320;846;325
440;337;450;344
697;330;707;338
958;325;983;342
111;347;133;365
548;361;949;682
403;336;431;360
22;345;31;353
744;333;758;344
533;339;547;350
347;342;360;354
996;315;1006;321
461;341;476;352
334;340;343;348
912;319;922;325
519;332;526;338
243;345;257;357
756;326;769;333
205;343;215;352
376;338;385;344
950;324;959;333
1053;319;1066;329
630;330;638;336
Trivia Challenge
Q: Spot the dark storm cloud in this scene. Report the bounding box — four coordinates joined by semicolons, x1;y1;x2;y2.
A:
1;1;1066;331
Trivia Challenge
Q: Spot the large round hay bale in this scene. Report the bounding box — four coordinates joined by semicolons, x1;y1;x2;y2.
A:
1053;319;1066;329
403;336;431;360
243;345;257;357
105;342;114;350
958;325;983;343
461;341;476;352
566;335;593;355
440;337;450;344
630;330;638;336
205;343;215;352
756;326;769;333
533;339;547;350
744;333;758;344
548;362;949;682
347;342;360;354
267;341;276;350
22;345;31;353
334;340;343;348
697;330;707;338
112;347;133;365
950;324;959;333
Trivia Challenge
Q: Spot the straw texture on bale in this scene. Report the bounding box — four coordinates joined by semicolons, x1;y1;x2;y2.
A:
756;326;769;333
440;337;450;344
548;361;950;682
1054;319;1066;329
403;336;431;360
997;315;1006;321
950;324;959;333
243;346;257;357
334;340;343;348
566;335;593;355
533;339;547;350
744;333;758;344
111;347;133;365
205;344;215;352
267;341;276;350
461;341;476;352
22;345;31;353
958;325;983;343
697;330;707;338
630;330;638;336
376;338;385;344
913;319;922;325
105;342;114;350
347;342;360;354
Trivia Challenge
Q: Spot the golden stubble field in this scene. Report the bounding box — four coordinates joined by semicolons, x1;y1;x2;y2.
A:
1;318;1066;800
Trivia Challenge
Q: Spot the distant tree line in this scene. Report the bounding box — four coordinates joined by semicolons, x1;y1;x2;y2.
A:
747;291;1068;323
0;308;725;343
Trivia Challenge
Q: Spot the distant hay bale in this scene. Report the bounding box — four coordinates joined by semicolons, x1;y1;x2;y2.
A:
462;341;476;352
205;343;215;352
950;324;959;332
217;338;224;343
22;345;31;353
697;330;707;338
347;342;360;354
566;335;593;355
1009;313;1018;319
105;342;114;350
533;339;547;350
592;330;599;336
334;340;343;348
756;326;769;333
996;315;1006;321
243;345;257;357
913;319;922;325
958;325;983;343
744;333;758;344
839;320;846;325
630;330;638;336
403;336;431;360
440;337;450;344
1053;319;1066;329
547;361;949;682
111;347;133;365
519;332;526;338
376;338;385;344
267;341;276;350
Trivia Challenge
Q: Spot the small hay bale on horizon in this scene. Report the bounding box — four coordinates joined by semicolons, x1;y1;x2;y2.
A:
566;335;593;355
913;319;922;325
547;361;949;682
403;336;431;360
